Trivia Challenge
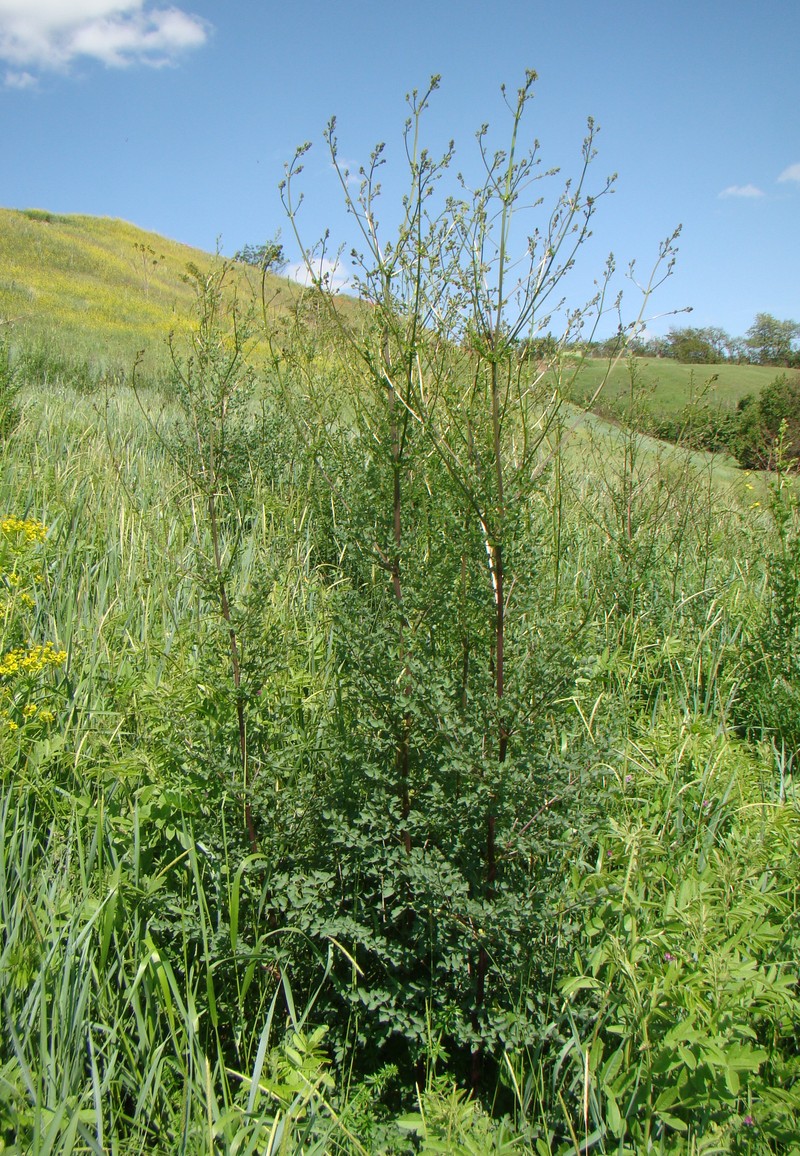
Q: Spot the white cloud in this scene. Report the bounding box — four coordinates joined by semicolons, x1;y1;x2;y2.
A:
286;259;351;295
718;184;765;199
778;163;800;184
4;67;36;87
0;1;208;73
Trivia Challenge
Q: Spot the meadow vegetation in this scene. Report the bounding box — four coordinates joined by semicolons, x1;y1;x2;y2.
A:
559;357;777;419
0;76;798;1153
0;208;297;384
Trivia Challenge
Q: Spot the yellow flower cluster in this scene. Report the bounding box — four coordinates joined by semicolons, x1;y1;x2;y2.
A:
3;705;56;728
0;513;62;741
1;591;34;612
1;516;47;543
0;641;67;679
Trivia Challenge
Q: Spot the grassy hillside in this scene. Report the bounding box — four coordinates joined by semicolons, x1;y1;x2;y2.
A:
562;353;778;415
0;207;781;426
0;207;296;377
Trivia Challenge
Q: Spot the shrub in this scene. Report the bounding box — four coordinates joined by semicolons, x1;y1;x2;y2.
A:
652;372;800;470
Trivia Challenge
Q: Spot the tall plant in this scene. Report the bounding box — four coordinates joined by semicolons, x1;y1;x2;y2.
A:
134;261;261;849
0;327;21;441
274;71;679;1087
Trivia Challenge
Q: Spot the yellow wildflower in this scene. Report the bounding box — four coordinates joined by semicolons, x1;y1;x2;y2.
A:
0;516;47;543
0;642;67;678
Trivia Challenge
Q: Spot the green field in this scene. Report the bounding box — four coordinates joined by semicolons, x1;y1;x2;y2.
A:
1;211;799;1152
0;207;783;421
561;353;778;415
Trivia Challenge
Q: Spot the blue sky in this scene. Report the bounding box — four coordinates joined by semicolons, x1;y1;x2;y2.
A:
0;0;797;339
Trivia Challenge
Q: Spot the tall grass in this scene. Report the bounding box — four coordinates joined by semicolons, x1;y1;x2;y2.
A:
1;327;798;1154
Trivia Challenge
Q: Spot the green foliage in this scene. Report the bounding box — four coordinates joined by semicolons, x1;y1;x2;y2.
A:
0;329;21;439
662;326;730;364
273;70;674;1090
651;371;800;471
732;435;800;760
15;336;131;394
395;1074;525;1152
561;713;800;1153
20;208;69;224
745;312;800;367
712;373;800;471
234;236;287;272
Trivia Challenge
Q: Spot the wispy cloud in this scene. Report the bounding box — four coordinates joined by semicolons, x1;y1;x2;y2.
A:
0;1;209;83
718;184;765;199
4;66;35;87
778;163;800;184
286;259;351;295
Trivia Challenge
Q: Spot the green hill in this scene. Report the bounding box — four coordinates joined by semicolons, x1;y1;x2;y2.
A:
561;353;779;416
0;207;783;426
0;207;294;378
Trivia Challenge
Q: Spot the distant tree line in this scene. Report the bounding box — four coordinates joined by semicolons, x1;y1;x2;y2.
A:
586;312;800;368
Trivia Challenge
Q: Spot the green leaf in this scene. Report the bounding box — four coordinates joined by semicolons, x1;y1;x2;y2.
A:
726;1045;768;1071
656;1110;688;1132
561;975;603;997
395;1112;425;1134
98;863;121;971
725;1066;740;1096
605;1090;624;1138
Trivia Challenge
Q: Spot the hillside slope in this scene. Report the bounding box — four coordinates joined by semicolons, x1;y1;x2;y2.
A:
562;352;778;416
0;207;780;421
0;208;292;376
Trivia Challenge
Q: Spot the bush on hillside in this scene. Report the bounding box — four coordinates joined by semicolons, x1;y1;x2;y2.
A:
651;371;800;470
